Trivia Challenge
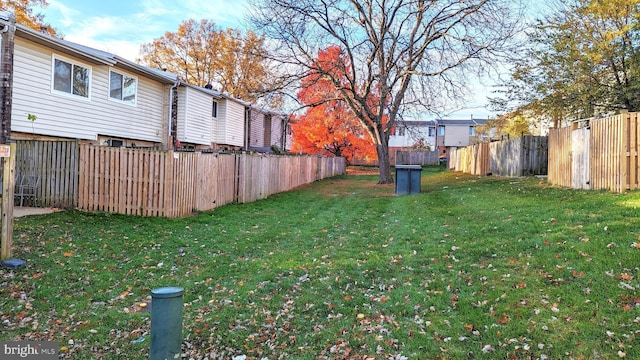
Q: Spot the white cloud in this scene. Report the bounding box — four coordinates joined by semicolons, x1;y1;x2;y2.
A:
39;0;250;62
139;0;174;17
45;0;80;27
169;0;249;29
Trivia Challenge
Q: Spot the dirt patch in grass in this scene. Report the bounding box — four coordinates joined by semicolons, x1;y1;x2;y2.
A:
346;166;379;175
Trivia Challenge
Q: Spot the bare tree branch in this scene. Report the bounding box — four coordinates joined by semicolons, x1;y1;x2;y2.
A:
250;0;524;183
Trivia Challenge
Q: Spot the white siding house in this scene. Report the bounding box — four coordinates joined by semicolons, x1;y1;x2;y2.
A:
176;85;218;146
214;96;247;149
249;107;267;149
389;120;437;149
247;107;291;152
6;19;291;153
11;23;178;146
437;119;489;148
272;113;292;151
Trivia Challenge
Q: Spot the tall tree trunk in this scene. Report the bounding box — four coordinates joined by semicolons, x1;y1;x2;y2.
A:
376;144;393;184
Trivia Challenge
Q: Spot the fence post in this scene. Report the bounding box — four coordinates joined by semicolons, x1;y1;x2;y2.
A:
150;287;184;360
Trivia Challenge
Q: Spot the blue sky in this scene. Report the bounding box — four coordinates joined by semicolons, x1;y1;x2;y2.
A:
35;0;493;119
36;0;249;62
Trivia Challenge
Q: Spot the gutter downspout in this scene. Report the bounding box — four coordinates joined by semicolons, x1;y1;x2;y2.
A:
244;106;250;151
168;80;179;150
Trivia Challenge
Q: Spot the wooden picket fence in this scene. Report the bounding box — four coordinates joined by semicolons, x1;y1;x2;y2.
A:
78;145;346;218
548;112;640;192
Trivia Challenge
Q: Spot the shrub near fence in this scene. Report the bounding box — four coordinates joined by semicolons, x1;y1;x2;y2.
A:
78;145;346;218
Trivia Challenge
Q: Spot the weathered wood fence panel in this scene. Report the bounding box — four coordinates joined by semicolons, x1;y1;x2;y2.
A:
490;136;548;177
451;136;548;178
15;140;78;208
490;138;521;177
236;154;346;204
522;136;548;176
396;151;439;165
78;145;346;218
449;142;490;176
571;128;590;189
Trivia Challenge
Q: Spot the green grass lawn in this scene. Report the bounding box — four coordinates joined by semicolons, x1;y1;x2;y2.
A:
2;166;640;359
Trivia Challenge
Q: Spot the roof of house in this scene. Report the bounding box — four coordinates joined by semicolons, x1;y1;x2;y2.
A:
437;118;489;126
6;16;292;118
14;22;180;85
396;120;438;127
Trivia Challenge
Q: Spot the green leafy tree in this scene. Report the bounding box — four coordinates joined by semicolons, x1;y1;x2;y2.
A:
495;0;640;125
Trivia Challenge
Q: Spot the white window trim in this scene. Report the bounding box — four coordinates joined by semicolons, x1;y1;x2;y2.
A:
212;100;218;118
51;54;92;100
108;68;138;106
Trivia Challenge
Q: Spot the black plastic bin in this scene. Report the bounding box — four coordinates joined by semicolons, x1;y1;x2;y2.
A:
395;165;423;195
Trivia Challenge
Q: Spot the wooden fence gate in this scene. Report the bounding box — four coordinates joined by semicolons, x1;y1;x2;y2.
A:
571;127;590;189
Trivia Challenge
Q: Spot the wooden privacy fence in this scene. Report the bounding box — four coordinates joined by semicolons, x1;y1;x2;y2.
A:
78;145;347;218
490;136;548;177
548;112;640;192
14;140;79;208
450;136;548;177
449;142;490;176
396;151;439;165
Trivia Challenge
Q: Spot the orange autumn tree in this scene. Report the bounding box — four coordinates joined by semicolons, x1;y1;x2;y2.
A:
292;46;377;164
1;0;56;35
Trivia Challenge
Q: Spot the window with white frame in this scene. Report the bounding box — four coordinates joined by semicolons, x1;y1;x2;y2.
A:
428;127;436;137
438;125;445;136
109;70;137;104
53;57;90;98
212;100;218;117
469;126;476;136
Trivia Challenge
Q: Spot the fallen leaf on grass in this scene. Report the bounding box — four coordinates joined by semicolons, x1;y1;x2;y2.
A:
496;314;510;324
619;273;633;281
572;271;585;278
